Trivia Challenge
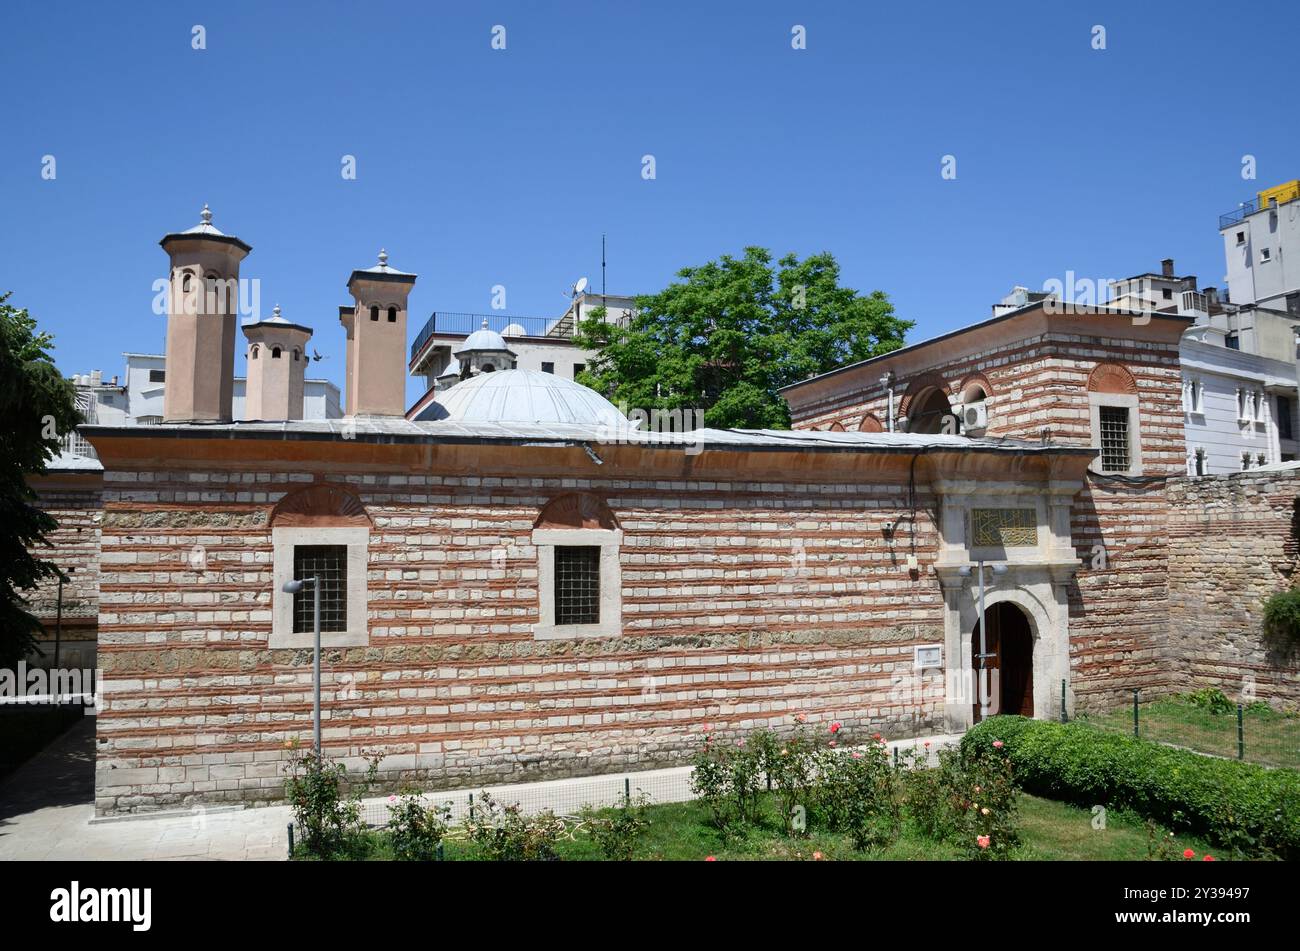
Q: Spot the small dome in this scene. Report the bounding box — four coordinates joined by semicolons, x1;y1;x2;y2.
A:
455;320;511;357
416;368;628;427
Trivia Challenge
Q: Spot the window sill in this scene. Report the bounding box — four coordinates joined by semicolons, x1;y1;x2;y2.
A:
269;628;369;650
533;621;621;641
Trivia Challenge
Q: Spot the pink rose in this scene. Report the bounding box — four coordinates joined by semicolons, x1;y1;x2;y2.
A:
993;740;1004;749
977;835;990;849
812;851;824;861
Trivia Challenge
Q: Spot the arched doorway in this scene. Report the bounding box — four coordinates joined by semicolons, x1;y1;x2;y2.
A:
908;387;955;434
970;602;1034;722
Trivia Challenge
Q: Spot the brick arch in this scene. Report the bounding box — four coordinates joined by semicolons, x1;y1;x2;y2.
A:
1087;361;1138;395
957;371;995;401
270;483;371;527
898;371;953;418
534;492;620;531
828;421;845;432
858;413;884;433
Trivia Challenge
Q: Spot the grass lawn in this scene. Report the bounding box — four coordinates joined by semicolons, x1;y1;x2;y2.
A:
1077;699;1300;770
328;792;1219;862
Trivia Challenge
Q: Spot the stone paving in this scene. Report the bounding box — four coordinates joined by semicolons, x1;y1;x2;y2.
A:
0;717;959;861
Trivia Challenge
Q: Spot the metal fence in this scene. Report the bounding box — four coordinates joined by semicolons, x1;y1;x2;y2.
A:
1066;684;1299;770
410;311;567;362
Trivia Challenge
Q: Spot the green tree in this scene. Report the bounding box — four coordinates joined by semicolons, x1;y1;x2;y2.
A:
573;247;911;429
0;293;80;669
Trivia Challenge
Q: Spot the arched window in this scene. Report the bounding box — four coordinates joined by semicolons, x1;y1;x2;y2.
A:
272;346;282;359
269;483;371;650
251;346;259;360
181;271;192;292
202;272;227;314
293;349;300;362
531;493;622;640
369;305;379;322
387;306;397;323
908;387;954;434
1087;362;1141;474
481;363;496;372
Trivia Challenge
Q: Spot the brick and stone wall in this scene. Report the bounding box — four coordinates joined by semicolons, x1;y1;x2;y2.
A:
1067;478;1173;712
785;310;1196;714
1165;469;1300;705
93;464;950;814
25;471;103;666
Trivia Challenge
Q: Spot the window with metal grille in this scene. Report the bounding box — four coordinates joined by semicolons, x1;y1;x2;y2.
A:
554;546;600;625
292;545;348;634
1099;406;1130;472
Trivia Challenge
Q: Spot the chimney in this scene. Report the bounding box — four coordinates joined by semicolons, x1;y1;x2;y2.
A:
1161;258;1175;278
160;204;251;422
243;305;312;420
341;249;416;417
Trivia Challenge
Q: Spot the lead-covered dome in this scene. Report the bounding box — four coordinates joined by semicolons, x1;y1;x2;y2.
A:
455;324;510;356
416;368;629;427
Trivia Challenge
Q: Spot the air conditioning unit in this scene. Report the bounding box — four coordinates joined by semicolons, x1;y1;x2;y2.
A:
962;400;988;435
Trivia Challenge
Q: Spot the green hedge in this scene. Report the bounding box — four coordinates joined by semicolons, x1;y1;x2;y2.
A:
962;717;1300;859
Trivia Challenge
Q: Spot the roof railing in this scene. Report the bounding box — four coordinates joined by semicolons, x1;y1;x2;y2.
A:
411;311;568;363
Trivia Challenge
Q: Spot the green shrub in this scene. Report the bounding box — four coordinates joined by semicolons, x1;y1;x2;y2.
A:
811;735;902;851
581;794;651;860
465;792;566;861
963;716;1300;859
1179;688;1234;715
690;728;764;835
386;791;451;861
283;744;379;859
757;717;819;836
1262;587;1300;661
952;741;1020;859
901;745;963;840
900;742;1019;858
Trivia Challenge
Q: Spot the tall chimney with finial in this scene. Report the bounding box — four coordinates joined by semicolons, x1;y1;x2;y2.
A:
340;249;416;416
160;205;251;422
243;305;313;420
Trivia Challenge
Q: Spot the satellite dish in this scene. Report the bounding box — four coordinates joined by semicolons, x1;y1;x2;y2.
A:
572;276;588;297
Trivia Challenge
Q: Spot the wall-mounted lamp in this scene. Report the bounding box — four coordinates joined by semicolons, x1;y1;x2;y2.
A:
581;442;604;466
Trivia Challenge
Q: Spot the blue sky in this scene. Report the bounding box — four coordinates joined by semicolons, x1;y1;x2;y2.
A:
2;0;1297;406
